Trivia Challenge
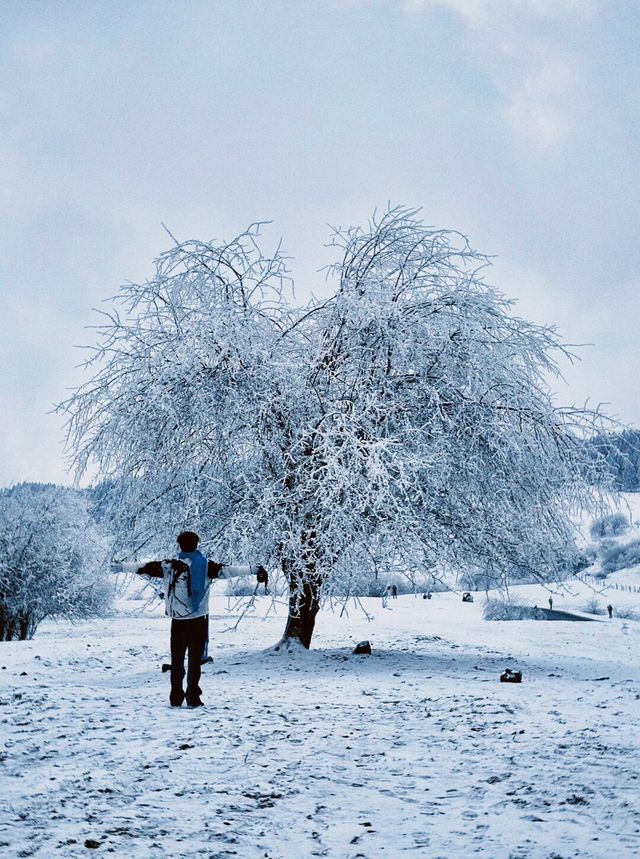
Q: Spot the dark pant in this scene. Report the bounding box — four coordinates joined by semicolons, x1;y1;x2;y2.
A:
170;616;207;706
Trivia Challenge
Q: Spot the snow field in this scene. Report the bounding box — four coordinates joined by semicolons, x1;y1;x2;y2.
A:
1;582;639;859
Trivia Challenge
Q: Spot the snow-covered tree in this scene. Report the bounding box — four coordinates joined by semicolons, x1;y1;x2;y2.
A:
587;429;640;491
0;483;113;640
60;208;608;649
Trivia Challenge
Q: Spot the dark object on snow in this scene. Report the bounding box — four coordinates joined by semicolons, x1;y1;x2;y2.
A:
84;839;101;849
200;655;213;665
462;592;474;603
162;663;171;673
607;604;613;618
500;668;522;683
353;640;372;655
254;565;270;595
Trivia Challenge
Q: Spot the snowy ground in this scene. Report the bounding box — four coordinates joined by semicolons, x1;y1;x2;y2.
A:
1;578;639;859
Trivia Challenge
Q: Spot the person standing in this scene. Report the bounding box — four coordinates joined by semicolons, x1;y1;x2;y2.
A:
548;596;553;611
607;603;613;619
113;531;267;708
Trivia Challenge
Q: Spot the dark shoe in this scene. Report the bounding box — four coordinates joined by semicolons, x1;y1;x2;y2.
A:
200;656;213;665
186;699;204;709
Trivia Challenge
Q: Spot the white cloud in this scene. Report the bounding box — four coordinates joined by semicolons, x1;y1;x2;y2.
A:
402;0;599;148
503;54;580;148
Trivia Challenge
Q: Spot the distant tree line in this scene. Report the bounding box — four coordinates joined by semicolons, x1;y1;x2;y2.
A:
588;429;640;491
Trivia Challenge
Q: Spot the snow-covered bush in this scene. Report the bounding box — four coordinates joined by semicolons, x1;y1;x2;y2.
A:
573;550;595;574
60;208;609;649
335;573;426;597
600;539;640;574
587;429;640;491
582;598;605;616
590;513;630;540
615;606;639;620
483;600;545;621
0;484;113;640
225;578;259;597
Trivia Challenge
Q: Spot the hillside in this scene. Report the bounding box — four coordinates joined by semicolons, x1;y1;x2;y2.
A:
1;574;639;858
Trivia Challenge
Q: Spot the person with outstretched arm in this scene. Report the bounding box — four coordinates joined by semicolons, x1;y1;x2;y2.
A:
111;530;268;709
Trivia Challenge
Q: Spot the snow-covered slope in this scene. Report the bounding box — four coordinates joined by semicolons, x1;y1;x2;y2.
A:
1;580;639;858
575;492;640;593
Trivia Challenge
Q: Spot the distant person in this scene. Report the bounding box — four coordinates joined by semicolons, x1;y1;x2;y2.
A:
112;531;266;708
607;604;613;619
391;584;398;599
548;597;553;611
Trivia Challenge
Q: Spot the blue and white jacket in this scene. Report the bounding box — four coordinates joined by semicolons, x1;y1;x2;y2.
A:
120;551;260;619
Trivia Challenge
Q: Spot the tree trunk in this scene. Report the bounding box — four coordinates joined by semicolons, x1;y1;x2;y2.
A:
0;607;37;641
277;559;322;650
3;615;17;642
18;614;32;641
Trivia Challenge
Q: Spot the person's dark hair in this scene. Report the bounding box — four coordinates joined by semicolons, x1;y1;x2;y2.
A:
177;531;199;552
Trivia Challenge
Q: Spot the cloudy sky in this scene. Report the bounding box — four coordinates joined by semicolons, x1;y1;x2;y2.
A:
1;0;638;486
